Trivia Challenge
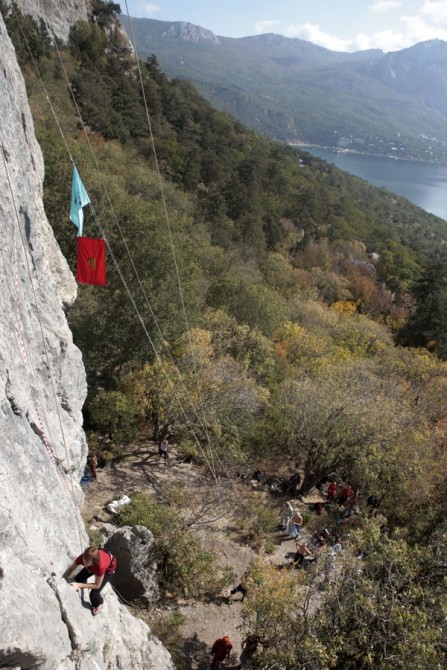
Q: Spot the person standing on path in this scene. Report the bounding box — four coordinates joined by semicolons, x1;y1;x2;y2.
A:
238;634;261;668
158;438;169;465
288;511;303;538
209;635;233;668
285;472;301;496
341;488;359;517
230;571;251;601
90;452;98;480
327;481;338;502
338;485;352;507
63;546;116;615
292;540;313;568
279;501;294;530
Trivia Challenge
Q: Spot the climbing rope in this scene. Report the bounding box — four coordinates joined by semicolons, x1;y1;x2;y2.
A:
9;6;269;537
9;2;221;486
123;0;218;477
0;142;85;550
50;30;223;489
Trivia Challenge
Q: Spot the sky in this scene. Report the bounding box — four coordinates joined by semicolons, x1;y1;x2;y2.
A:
122;1;447;52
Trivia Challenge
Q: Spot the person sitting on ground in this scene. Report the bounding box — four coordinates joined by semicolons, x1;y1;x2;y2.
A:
158;437;169;465
279;501;294;530
327;481;338;502
316;476;329;493
312;527;331;551
288;511;303;538
314;501;324;515
252;469;263;482
292;540;313;568
63;546;116;616
338;485;352;507
266;473;280;491
209;635;233;668
230;571;251;601
285;472;301;496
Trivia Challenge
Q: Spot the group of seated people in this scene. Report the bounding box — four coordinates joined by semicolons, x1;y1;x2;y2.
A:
253;469;301;495
253;469;379;522
290;527;343;570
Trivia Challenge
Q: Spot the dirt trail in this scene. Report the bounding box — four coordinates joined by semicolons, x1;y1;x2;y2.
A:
82;442;317;670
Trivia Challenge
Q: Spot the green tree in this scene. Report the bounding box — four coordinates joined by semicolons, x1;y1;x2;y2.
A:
278;360;417;495
242;519;447;669
89;390;141;445
397;260;447;359
115;492;235;600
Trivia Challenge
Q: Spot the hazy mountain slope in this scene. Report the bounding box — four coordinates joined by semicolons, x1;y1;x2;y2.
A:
365;39;447;116
120;16;447;161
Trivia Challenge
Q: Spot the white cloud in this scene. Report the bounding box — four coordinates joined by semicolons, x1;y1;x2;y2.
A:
274;1;447;53
254;20;280;35
352;14;447;51
370;1;401;11
284;23;352;51
353;29;410;52
421;1;447;21
137;3;161;17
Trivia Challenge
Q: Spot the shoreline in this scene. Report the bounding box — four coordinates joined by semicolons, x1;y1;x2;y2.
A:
289;143;447;167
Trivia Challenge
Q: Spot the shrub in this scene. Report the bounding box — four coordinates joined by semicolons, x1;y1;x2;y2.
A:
149;610;187;670
235;495;278;541
115;492;235;600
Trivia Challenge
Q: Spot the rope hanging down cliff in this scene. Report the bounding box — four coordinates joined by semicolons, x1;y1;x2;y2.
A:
9;6;269;537
9;2;222;487
122;0;217;477
0;142;84;551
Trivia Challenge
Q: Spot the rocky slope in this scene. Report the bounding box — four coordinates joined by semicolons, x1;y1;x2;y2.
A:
0;12;174;670
6;0;89;41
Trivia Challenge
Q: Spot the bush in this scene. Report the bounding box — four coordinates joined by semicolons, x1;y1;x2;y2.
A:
235;495;278;541
89;390;141;446
85;522;105;547
149;610;187;670
115;492;235;600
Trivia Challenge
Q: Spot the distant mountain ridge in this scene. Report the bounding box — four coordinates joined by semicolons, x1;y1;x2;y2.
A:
364;39;447;116
120;16;447;162
162;21;221;44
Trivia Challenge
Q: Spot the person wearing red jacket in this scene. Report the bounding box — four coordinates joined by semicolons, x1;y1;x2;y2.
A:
338;485;352;507
63;546;116;615
327;481;338;502
209;635;233;668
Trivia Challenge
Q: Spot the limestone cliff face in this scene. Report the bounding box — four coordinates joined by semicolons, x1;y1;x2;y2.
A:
6;0;89;40
0;14;174;670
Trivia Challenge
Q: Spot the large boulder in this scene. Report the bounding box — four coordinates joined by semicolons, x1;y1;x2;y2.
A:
104;525;160;605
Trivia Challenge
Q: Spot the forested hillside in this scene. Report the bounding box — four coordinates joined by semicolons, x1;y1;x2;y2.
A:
4;2;447;667
120;15;447;162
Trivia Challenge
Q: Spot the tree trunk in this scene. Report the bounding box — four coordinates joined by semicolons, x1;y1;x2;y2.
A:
299;463;327;496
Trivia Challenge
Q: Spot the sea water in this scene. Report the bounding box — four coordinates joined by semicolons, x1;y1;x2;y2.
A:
298;146;447;223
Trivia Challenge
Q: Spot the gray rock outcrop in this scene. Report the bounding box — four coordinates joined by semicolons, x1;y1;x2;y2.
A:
104;525;160;605
5;0;89;41
162;21;221;44
0;13;174;670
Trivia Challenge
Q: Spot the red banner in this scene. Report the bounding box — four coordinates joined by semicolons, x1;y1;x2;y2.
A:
77;237;106;286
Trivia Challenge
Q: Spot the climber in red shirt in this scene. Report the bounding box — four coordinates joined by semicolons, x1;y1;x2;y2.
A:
63;546;116;616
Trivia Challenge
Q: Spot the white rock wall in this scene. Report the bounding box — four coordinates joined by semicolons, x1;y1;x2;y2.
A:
6;0;90;41
0;13;175;670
